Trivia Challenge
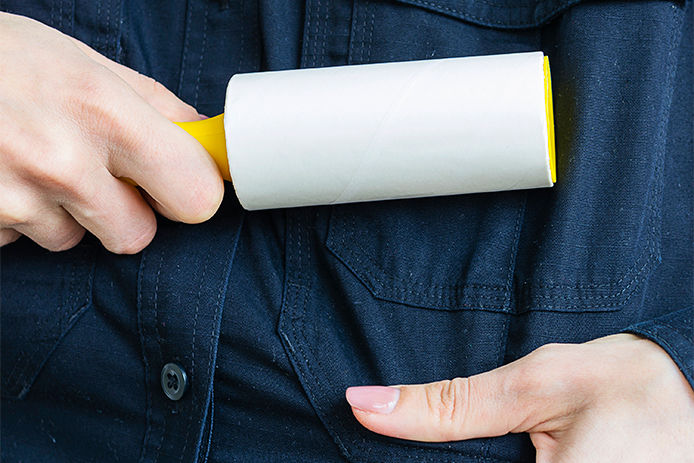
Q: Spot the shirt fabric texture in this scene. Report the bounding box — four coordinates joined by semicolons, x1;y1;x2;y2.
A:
1;1;692;462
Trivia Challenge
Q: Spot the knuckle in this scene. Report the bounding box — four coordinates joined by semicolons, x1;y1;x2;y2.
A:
637;344;672;381
68;66;112;106
47;226;85;252
29;146;86;193
64;79;113;131
0;196;34;227
514;343;583;400
1;118;49;170
534;342;565;356
0;229;21;247
514;348;554;391
65;68;131;151
140;76;196;120
426;378;470;435
0;117;23;162
143;75;168;99
1;107;94;197
526;343;566;372
0;208;30;228
108;222;156;255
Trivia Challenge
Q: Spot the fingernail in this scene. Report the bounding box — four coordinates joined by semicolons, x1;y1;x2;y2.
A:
346;386;400;414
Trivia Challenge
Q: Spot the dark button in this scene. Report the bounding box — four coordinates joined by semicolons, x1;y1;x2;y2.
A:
161;363;187;401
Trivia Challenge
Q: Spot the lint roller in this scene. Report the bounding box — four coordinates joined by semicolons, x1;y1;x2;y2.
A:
175;51;556;210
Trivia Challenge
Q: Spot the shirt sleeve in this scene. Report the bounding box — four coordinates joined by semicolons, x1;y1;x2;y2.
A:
622;307;694;390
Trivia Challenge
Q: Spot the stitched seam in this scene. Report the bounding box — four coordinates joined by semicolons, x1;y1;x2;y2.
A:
110;0;119;59
354;0;365;63
292;214;353;459
237;0;246;73
152;253;165;463
177;0;194;96
330;213;512;311
312;0;320;67
95;0;102;57
426;0;569;9
178;256;208;462
526;251;655;301
58;0;63;30
347;0;360;64
522;229;658;309
654;320;694;344
114;0;122;61
50;0;55;29
302;0;313;68
193;3;209;108
105;0;112;58
367;1;374;63
341;212;507;290
5;256;81;394
321;0;329;67
401;0;582;28
361;1;367;64
284;210;352;457
137;250;153;463
338;242;506;299
503;194;527;310
202;390;215;463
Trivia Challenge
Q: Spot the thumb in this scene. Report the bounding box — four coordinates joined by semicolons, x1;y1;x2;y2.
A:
68;36;202;122
346;345;580;442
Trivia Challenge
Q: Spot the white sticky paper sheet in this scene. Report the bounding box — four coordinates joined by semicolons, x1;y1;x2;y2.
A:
224;51;553;210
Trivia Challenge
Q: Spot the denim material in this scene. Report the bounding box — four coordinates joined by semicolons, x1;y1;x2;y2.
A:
1;1;692;462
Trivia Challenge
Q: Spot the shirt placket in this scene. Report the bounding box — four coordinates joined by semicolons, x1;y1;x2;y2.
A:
136;215;243;463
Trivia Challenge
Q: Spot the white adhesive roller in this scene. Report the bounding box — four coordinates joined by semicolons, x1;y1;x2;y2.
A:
175;51;556;210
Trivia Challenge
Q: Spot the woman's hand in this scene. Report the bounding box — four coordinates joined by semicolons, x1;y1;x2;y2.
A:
0;13;223;253
346;333;694;462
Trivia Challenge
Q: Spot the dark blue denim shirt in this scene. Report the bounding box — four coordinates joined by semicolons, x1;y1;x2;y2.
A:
1;1;692;462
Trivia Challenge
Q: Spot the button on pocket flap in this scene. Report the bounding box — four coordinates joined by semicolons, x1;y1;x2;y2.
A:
1;242;95;399
393;0;580;29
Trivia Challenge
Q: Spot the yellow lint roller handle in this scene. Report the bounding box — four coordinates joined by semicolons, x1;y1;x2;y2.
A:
173;55;556;196
174;114;231;181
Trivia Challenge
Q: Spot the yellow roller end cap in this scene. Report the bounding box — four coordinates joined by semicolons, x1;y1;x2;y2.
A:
544;56;556;184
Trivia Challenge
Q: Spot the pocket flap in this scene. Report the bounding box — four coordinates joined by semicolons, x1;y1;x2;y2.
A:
1;242;95;399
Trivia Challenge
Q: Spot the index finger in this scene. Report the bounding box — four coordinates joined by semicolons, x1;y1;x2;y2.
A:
98;80;224;223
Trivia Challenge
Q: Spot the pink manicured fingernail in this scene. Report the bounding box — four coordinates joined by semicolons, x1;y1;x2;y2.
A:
346;386;400;414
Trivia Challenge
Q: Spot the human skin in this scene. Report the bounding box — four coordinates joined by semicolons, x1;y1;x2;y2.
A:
346;333;694;462
0;12;223;253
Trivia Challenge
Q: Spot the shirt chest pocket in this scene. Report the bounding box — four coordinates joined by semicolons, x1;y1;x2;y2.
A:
325;0;679;315
1;242;95;400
